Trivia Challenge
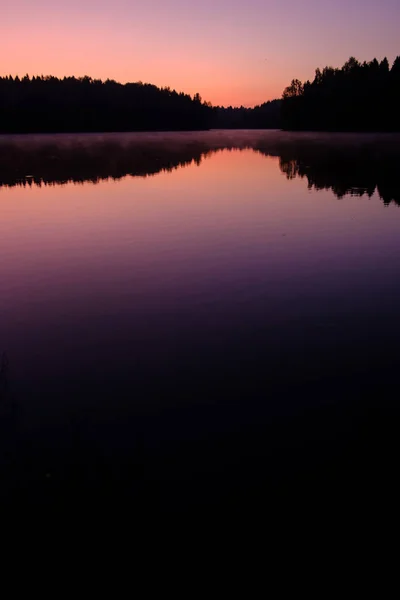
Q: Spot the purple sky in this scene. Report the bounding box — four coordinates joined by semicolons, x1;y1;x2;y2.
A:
2;0;399;106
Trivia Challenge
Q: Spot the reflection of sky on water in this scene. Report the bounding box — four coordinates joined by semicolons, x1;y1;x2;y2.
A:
1;132;400;427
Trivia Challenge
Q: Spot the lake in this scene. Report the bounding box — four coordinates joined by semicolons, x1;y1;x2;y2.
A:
1;130;400;521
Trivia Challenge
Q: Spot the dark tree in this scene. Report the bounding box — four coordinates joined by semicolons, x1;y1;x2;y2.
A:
0;75;212;133
0;75;281;133
281;55;400;132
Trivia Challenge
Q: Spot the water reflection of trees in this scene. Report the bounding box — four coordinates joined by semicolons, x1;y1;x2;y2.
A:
0;135;210;188
1;132;400;206
275;150;400;206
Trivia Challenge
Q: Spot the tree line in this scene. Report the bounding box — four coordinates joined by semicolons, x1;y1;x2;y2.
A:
281;55;400;131
2;56;400;133
0;74;281;133
0;75;212;133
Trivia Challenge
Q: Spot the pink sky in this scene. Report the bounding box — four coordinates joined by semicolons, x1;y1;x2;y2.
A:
1;0;399;106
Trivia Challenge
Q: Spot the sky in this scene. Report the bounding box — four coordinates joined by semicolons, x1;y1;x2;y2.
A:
1;0;399;107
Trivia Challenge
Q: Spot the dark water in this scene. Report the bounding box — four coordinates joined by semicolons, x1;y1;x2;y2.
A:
1;131;400;524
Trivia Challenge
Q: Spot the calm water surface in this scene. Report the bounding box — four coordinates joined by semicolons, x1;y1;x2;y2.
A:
1;130;400;516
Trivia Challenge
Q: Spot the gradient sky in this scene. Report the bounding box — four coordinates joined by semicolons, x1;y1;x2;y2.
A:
2;0;399;106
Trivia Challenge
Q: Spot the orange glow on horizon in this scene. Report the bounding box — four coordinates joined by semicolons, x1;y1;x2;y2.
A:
1;1;399;108
0;36;284;107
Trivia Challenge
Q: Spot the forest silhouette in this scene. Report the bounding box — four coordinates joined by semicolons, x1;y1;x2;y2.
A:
0;55;399;133
0;75;280;132
282;55;400;131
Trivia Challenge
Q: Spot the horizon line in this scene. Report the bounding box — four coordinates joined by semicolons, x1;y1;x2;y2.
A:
0;72;281;110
